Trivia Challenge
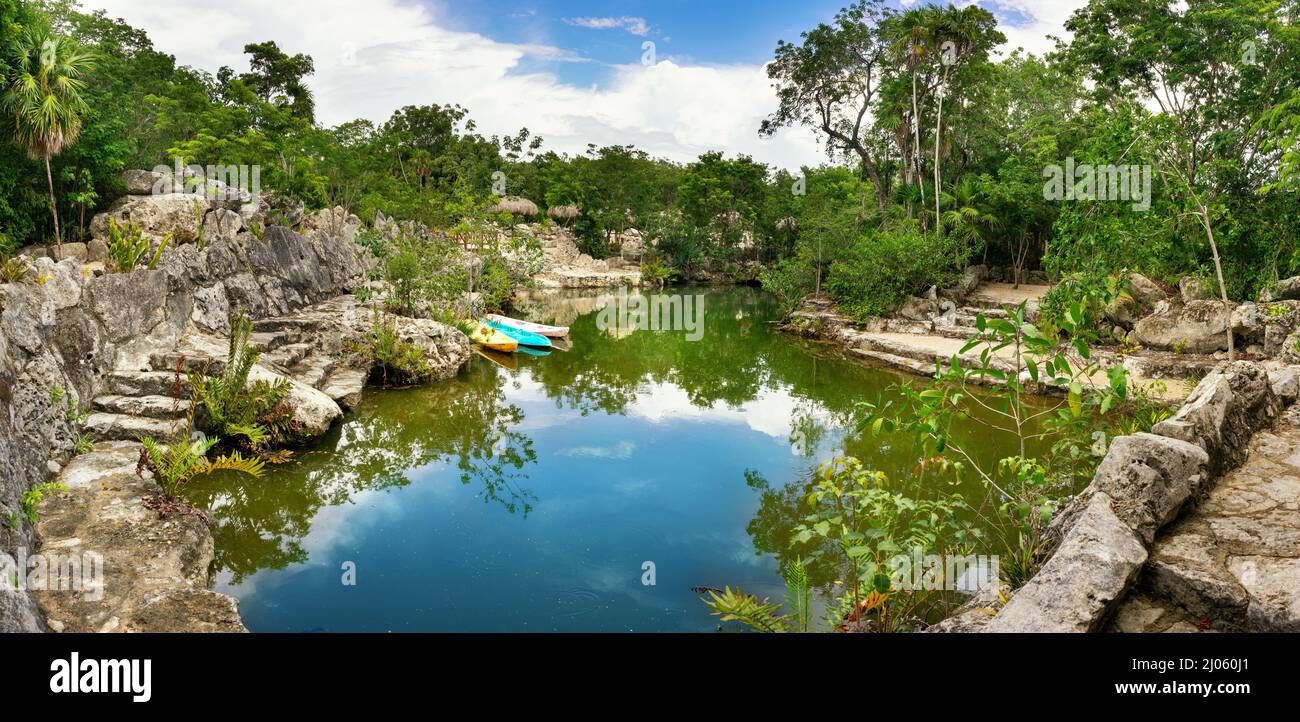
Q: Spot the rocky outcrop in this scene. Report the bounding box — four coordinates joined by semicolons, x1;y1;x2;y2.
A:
1104;272;1165;328
984;492;1149;632
1150;361;1281;476
0;218;377;632
1115;403;1300;631
1133;299;1233;353
33;442;246;632
974;360;1286;633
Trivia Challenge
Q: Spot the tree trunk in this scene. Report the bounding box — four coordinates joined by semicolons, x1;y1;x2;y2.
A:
44;153;60;244
1200;205;1235;362
934;72;947;242
911;64;924;207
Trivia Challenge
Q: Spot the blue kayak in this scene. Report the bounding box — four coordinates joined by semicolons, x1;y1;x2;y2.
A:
483;318;552;348
516;345;552;358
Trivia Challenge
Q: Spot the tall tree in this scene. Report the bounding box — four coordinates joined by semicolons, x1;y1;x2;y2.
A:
3;25;93;243
761;0;892;211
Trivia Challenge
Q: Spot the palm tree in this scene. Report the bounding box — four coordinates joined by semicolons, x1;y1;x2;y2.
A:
3;27;93;244
941;176;999;265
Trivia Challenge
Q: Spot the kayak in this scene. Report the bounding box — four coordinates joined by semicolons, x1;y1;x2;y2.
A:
516;345;551;358
465;320;518;353
484;319;552;348
485;313;569;338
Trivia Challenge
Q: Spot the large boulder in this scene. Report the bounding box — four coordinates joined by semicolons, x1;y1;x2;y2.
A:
940;265;986;301
1273;275;1300;301
249;365;341;437
1133;299;1232;353
388;316;472;381
982;492;1147;632
1180;276;1216;302
1151;361;1281;476
1104;272;1165;328
1091;433;1210;544
90;193;210;245
122;169;167;195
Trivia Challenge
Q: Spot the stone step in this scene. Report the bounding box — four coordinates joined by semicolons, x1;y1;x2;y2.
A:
150;351;225;376
858;335;948;366
104;370;193;398
261;342;312;369
321;366;369;410
250;328;303;351
288;353;334;389
85;413;185;442
933;325;980;340
849;347;939;377
92;394;191;419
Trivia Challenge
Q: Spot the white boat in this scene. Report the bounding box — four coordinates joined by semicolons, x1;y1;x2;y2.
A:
484;313;570;338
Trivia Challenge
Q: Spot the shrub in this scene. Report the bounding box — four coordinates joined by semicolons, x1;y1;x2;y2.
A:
192;310;293;448
350;310;436;386
1;255;33;284
824;223;961;321
106;218;170;272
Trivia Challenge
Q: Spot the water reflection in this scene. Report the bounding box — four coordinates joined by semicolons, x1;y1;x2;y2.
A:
191;286;1045;630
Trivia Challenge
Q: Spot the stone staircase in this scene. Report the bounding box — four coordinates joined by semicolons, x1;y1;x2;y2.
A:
85;297;375;444
798;289;1030;379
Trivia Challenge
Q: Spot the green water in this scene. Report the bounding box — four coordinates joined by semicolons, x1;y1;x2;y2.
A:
189;286;1047;631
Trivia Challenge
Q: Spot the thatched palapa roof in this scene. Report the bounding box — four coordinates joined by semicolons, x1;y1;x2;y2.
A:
489;196;539;216
547;204;580;221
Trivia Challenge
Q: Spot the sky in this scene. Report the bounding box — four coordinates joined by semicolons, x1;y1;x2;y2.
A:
79;0;1089;170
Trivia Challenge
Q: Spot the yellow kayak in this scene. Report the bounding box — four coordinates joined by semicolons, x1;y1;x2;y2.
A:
465;320;518;353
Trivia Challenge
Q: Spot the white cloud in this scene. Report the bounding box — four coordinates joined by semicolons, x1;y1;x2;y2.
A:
81;0;1082;171
977;0;1089;58
564;16;651;37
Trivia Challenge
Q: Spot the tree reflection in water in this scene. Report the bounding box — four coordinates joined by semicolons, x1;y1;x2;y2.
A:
188;360;537;583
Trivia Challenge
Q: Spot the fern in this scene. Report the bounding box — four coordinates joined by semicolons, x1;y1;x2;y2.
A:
784;558;813;633
140;434;265;499
192;310;290;446
703;587;789;633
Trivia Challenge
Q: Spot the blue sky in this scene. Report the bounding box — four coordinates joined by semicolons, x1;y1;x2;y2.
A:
434;0;851;87
85;0;1081;169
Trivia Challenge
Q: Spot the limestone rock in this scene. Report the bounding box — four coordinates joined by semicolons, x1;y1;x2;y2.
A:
1180;276;1216;302
91;193;210;245
1102;273;1164;329
1268;366;1300;404
122;168;166;195
1092;432;1210;543
33;442;247;632
983;492;1147;632
1133;299;1233;353
250;364;342;437
1275;275;1300;301
1152;361;1281;476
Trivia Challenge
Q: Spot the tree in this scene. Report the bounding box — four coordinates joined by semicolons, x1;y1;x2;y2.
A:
237;40;315;122
761;0;892;211
3;25;93;244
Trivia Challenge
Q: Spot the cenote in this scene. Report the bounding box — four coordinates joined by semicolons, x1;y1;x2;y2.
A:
188;286;1053;631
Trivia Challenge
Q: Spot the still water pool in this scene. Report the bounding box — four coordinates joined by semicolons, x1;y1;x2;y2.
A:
189;286;1044;631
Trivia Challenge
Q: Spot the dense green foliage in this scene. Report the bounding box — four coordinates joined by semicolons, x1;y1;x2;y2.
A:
0;0;1297;318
